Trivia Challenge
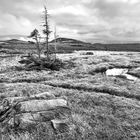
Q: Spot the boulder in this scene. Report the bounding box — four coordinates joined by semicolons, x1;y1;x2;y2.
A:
0;97;71;134
20;99;67;113
20;106;71;124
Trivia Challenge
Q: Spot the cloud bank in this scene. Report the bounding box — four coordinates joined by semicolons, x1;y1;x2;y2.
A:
0;0;140;43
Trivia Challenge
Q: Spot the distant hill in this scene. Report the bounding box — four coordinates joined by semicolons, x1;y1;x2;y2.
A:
50;37;85;44
49;37;94;53
6;39;27;44
0;39;28;45
0;37;140;53
50;37;93;46
50;38;140;52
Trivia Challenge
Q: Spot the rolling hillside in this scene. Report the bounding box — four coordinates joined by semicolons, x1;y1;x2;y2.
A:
50;38;140;52
0;37;140;53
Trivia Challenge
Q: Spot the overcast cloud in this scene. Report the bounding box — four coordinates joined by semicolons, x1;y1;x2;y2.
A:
0;0;140;43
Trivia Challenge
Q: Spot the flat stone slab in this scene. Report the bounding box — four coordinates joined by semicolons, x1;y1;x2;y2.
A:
0;96;71;133
20;99;67;113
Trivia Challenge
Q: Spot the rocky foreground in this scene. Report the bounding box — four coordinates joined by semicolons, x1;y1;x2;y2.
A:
0;51;140;139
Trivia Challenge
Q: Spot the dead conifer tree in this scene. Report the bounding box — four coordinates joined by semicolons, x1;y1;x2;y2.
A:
19;6;63;71
43;6;51;60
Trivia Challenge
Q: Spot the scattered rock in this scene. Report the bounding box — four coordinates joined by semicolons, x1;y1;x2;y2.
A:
0;93;71;134
51;119;69;132
19;106;71;126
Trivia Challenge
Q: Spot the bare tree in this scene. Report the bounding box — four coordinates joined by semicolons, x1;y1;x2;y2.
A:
19;6;62;71
43;6;51;60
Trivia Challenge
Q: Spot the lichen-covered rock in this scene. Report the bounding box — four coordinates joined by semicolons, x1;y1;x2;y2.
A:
0;95;71;135
20;106;71;124
20;99;67;113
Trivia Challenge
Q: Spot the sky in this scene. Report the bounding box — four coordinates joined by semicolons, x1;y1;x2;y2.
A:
0;0;140;43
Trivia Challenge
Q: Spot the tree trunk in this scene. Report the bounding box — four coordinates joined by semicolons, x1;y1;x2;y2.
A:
46;35;49;60
36;36;41;59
